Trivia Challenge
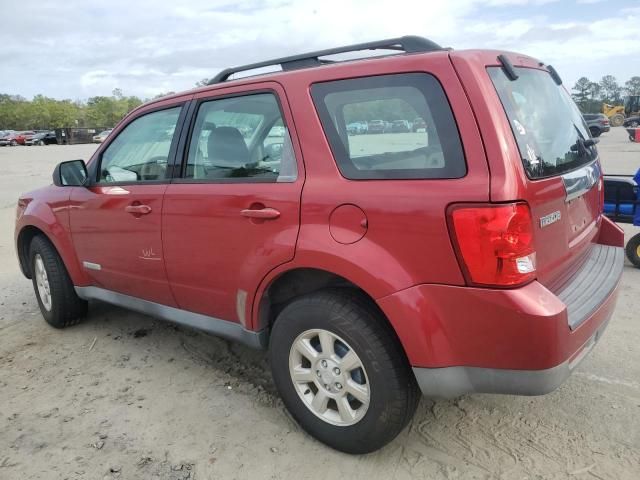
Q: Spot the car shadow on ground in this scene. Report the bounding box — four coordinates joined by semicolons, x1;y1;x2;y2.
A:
84;299;278;396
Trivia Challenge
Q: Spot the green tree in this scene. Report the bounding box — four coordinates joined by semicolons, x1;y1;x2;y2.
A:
625;76;640;96
572;77;593;111
599;75;622;104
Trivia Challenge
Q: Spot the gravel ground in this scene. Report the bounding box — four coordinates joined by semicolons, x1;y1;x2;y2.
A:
0;128;639;479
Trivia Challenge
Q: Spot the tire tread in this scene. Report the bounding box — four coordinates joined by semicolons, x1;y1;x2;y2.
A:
29;235;87;328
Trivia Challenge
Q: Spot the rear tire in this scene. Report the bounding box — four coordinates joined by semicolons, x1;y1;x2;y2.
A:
270;288;419;454
625;233;640;268
589;127;601;138
29;235;87;328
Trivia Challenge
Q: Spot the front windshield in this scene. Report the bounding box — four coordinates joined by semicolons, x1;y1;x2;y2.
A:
488;67;597;179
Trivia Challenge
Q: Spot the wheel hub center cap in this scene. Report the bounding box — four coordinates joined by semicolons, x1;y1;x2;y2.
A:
316;358;342;392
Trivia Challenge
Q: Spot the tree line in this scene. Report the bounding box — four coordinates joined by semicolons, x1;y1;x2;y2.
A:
0;88;173;131
572;76;640;114
2;75;640;131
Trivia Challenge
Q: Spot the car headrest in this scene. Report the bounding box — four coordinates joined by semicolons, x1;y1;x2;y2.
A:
207;126;249;167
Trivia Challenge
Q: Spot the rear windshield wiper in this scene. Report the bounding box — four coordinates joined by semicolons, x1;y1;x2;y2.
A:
570;137;598;155
570;124;598;155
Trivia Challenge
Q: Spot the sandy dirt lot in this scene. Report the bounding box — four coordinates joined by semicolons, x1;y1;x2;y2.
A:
1;128;639;479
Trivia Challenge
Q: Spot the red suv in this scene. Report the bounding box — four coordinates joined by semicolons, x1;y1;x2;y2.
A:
14;36;625;453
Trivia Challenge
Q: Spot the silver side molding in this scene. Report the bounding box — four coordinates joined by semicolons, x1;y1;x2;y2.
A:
562;160;601;202
82;261;102;271
75;286;267;349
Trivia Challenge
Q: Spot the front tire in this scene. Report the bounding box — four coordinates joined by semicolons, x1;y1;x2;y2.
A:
270;289;419;453
625;233;640;268
610;114;624;127
29;236;87;328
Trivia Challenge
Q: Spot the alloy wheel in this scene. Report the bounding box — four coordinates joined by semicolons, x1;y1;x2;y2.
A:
34;254;52;311
289;328;370;426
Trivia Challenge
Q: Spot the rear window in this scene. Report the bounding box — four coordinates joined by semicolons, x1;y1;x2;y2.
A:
488;67;597;179
311;73;466;180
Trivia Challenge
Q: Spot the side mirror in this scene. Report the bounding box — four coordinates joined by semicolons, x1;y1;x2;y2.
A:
53;160;88;187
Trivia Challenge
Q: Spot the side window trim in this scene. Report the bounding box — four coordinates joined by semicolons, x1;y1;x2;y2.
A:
173;88;296;184
87;102;190;186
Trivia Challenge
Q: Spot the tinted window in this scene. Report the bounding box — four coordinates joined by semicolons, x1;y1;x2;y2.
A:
311;73;466;180
99;107;181;183
185;93;297;182
489;67;597;179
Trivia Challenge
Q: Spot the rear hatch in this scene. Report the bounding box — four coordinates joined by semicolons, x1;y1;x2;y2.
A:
488;66;602;288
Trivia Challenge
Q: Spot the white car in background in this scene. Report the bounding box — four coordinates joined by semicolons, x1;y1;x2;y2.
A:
92;129;113;143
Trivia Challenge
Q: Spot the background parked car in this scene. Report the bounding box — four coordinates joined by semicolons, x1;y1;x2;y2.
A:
13;131;36;145
347;121;368;135
583;113;610;137
25;131;57;146
92;129;113;143
367;119;386;134
624;116;640;128
0;130;18;146
412;117;427;132
391;119;411;132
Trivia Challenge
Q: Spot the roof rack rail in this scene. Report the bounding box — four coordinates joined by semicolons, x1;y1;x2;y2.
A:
208;35;443;84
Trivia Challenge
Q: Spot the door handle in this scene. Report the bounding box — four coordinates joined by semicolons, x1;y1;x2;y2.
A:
240;207;281;219
125;204;152;215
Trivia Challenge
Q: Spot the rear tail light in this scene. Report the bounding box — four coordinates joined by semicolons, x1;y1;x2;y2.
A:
447;202;536;287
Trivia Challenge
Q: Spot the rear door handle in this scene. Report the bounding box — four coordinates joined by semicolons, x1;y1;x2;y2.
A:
240;207;280;219
125;204;152;215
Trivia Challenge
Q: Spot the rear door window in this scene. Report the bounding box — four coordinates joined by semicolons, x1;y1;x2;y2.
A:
488;67;597;179
184;93;297;182
311;73;466;180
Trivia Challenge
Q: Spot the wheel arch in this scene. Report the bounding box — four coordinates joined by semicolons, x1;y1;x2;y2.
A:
16;224;46;278
254;266;412;362
15;217;87;286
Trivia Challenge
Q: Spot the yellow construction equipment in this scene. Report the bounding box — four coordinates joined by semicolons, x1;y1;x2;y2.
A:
602;103;625;127
602;96;640;127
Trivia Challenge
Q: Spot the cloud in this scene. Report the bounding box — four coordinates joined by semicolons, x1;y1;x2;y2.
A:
1;0;637;99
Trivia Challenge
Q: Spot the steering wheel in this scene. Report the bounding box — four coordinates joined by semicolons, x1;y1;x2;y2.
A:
140;156;168;180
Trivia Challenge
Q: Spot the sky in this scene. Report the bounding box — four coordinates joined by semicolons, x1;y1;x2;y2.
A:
1;0;639;100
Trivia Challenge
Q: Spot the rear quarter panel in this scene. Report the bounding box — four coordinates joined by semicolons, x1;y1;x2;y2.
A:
250;53;490;327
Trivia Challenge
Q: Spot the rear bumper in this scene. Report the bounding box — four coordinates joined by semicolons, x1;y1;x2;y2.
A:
412;317;611;397
378;240;624;397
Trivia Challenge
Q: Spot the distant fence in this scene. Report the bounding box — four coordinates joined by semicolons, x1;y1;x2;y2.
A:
54;127;109;145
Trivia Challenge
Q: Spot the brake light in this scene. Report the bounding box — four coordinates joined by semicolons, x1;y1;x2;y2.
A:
448;202;536;287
